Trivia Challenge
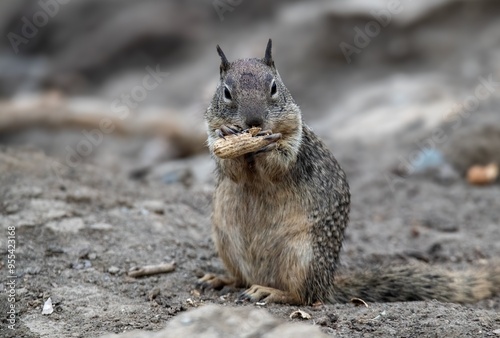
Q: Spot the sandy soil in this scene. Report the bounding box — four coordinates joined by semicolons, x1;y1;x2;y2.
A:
1;113;499;337
1;0;500;337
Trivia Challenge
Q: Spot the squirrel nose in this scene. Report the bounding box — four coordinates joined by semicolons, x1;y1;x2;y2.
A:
245;116;264;128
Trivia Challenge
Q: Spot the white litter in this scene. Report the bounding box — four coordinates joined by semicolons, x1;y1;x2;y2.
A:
42;297;54;315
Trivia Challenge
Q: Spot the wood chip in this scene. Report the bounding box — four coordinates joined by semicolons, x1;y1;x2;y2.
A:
289;309;312;320
350;297;369;307
128;261;176;278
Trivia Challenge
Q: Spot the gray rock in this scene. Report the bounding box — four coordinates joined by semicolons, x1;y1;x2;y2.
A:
138;200;165;214
45;217;85;233
89;222;113;231
107;266;120;275
99;304;328;338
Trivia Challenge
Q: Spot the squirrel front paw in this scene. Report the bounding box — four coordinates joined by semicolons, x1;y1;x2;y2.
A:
255;133;281;154
216;124;241;139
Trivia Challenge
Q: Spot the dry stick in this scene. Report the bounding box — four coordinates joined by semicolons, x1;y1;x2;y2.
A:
0;94;207;157
128;261;176;278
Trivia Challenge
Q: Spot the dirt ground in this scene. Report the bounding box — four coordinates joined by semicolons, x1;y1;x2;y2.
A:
1;111;500;337
2;0;500;337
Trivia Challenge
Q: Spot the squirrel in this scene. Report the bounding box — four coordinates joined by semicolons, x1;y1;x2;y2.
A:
200;39;500;305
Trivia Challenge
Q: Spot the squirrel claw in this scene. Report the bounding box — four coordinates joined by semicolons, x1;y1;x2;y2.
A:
216;129;226;140
263;133;282;142
239;285;301;304
238;285;271;302
237;291;252;302
195;275;213;291
196;281;210;291
255;142;278;155
196;273;235;291
218;124;241;138
256;129;273;136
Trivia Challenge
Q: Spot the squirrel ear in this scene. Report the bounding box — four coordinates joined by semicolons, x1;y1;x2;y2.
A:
263;39;274;68
216;45;230;74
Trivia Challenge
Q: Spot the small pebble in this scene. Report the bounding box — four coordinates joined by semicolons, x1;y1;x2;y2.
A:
46;218;84;233
108;266;120;275
5;203;19;214
89;223;113;231
140;200;165;214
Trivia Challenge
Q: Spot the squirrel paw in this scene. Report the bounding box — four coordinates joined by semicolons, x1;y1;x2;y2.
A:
216;124;241;139
238;284;300;304
254;141;279;155
196;273;236;291
255;129;273;136
250;133;282;157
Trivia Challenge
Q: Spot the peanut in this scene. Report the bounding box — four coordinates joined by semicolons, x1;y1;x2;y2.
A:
213;127;274;159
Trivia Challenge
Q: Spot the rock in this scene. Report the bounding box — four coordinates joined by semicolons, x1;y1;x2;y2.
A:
149;155;215;186
315;313;338;327
89;223;113;231
30;199;71;220
443;124;500;176
421;212;459;233
45;209;69;220
65;187;97;203
138;200;165;214
409;148;446;174
15;288;28;298
108;266;120;275
46;218;85;233
161;167;194;186
14;186;43;198
99;304;328;338
24;266;42;275
71;260;92;270
4;203;19;214
432;162;460;185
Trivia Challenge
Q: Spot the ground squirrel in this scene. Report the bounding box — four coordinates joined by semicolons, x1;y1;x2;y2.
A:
200;39;500;305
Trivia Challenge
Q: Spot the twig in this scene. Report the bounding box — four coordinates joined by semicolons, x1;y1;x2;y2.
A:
128;261;176;278
0;93;207;157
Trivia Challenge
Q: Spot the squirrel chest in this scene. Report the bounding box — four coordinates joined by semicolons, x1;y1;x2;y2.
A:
212;175;314;290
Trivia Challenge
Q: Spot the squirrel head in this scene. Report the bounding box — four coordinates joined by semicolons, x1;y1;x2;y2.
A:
207;39;300;133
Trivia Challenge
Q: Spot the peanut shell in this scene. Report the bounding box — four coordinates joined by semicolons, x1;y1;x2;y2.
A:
213;127;273;159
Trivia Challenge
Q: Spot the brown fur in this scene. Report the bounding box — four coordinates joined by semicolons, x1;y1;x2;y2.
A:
212;171;313;304
201;39;500;305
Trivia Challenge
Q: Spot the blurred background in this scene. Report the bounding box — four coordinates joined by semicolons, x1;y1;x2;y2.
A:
1;0;500;185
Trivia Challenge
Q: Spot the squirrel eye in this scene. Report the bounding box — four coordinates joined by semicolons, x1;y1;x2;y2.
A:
270;80;277;96
223;86;232;101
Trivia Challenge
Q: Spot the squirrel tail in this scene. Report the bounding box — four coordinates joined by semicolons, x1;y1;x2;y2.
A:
329;260;500;303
